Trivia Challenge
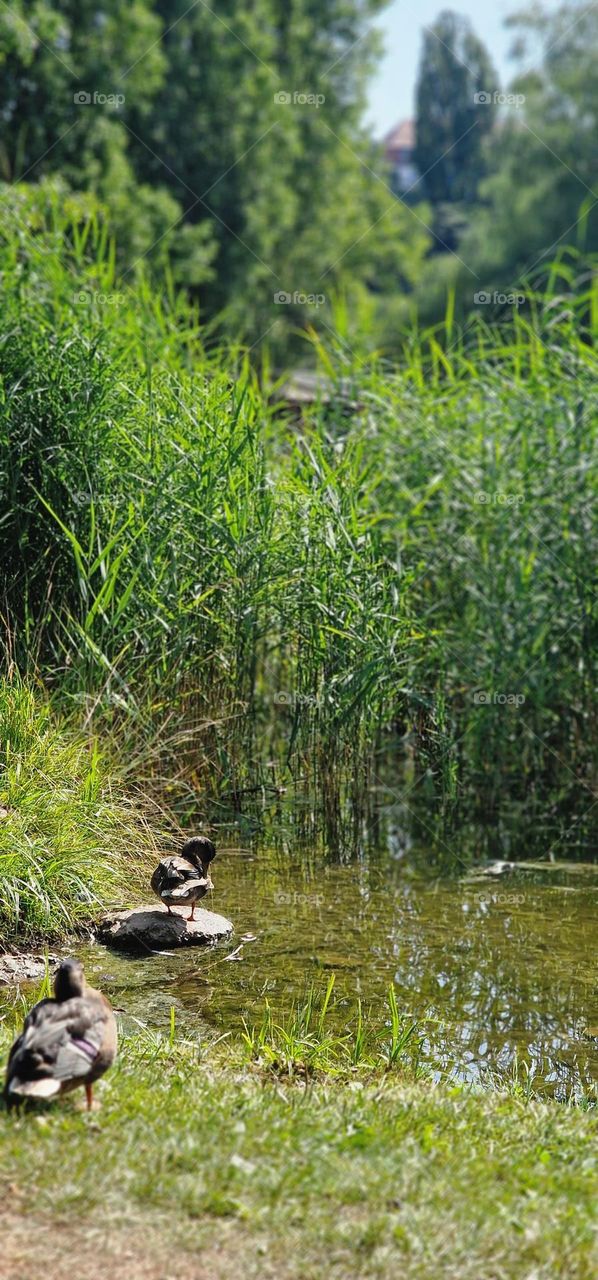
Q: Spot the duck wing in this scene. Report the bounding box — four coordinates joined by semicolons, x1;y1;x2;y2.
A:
6;994;110;1099
151;856;207;898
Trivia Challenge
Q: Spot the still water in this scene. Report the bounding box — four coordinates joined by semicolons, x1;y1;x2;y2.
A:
77;833;597;1101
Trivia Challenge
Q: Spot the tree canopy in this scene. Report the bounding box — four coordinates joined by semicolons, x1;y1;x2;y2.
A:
0;0;430;350
414;10;497;207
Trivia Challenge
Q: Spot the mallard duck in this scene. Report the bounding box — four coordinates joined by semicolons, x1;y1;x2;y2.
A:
4;958;117;1111
151;835;216;920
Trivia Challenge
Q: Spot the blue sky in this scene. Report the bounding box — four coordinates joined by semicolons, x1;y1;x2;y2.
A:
366;1;543;136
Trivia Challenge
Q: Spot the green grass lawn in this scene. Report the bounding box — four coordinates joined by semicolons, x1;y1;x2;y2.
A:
1;1028;596;1280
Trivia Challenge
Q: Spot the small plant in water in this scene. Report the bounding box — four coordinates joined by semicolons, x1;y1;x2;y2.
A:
241;976;422;1078
380;984;421;1070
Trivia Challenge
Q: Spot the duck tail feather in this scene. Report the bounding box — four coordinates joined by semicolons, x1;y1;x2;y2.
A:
168;882;203;898
8;1076;61;1098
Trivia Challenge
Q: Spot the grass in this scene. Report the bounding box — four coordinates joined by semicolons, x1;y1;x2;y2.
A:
240;977;423;1079
0;679;162;942
0;188;596;856
0;1020;596;1280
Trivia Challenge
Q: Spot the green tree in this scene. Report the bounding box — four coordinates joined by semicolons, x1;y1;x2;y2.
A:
0;1;430;352
414;10;497;207
460;2;598;292
127;0;430;343
0;1;217;280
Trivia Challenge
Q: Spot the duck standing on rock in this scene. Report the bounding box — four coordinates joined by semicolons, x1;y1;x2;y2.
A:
151;836;216;921
4;958;117;1111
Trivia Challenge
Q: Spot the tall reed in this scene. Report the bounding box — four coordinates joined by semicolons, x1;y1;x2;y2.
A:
0;190;595;855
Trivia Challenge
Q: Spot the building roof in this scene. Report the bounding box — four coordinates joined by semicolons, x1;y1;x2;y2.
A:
383;119;415;150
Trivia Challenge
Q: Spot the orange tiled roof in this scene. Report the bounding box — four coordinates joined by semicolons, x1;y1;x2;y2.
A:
383;119;415;150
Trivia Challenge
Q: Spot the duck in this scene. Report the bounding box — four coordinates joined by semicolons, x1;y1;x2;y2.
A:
151;835;216;920
4;958;117;1111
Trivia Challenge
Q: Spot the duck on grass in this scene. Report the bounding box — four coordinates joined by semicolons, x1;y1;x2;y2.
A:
4;958;117;1112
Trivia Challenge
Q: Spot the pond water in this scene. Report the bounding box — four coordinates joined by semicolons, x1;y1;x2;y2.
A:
75;828;598;1101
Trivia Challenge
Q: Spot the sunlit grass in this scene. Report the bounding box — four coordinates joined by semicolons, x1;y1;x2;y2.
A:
0;192;596;851
0;1020;596;1280
0;680;162;940
240;977;424;1079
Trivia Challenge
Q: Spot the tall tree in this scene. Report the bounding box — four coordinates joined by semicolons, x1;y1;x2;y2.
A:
127;0;429;340
0;1;208;277
0;1;430;351
461;1;598;290
414;10;497;206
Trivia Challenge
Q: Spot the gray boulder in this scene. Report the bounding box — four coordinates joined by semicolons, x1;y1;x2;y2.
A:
96;904;233;952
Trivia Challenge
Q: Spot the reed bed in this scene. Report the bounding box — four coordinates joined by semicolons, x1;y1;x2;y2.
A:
0;195;596;857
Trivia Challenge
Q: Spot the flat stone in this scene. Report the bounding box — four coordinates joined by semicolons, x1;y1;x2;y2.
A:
96;904;233;953
0;953;60;985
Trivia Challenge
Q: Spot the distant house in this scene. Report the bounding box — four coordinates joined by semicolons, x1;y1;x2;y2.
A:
383;119;421;195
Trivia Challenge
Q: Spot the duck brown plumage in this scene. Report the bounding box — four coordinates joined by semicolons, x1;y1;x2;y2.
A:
4;958;117;1111
150;836;216;920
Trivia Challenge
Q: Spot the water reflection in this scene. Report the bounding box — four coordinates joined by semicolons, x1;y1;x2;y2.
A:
70;841;598;1101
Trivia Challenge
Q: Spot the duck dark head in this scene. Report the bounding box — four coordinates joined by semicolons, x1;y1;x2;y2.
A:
54;958;86;1002
181;836;216;874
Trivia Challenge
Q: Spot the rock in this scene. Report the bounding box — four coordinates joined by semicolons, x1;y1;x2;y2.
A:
96;904;233;953
0;953;60;985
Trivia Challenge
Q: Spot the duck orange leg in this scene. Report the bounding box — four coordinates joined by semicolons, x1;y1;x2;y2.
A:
189;901;196;921
85;1082;94;1111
